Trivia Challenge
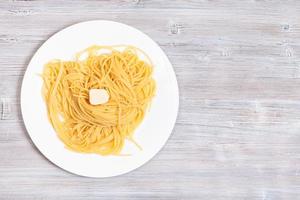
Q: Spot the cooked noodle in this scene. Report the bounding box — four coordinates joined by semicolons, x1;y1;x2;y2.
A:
41;45;156;155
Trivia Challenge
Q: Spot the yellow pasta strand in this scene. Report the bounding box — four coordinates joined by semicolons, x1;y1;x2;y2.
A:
41;45;156;155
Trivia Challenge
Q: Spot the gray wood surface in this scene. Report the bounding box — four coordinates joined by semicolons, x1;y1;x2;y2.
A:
1;0;300;199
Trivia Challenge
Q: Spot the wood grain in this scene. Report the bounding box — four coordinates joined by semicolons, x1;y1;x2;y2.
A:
1;0;300;199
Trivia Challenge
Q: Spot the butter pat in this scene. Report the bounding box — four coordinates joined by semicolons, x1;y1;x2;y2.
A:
89;89;109;105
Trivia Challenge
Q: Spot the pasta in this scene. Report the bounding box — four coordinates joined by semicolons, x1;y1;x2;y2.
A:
41;45;156;155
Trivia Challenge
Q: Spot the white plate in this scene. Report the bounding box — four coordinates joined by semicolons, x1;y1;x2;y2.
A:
21;20;179;177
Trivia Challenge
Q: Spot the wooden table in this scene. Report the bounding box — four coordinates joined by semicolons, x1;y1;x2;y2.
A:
1;1;300;199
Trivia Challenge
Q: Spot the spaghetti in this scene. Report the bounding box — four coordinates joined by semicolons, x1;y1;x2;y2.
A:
41;45;156;155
